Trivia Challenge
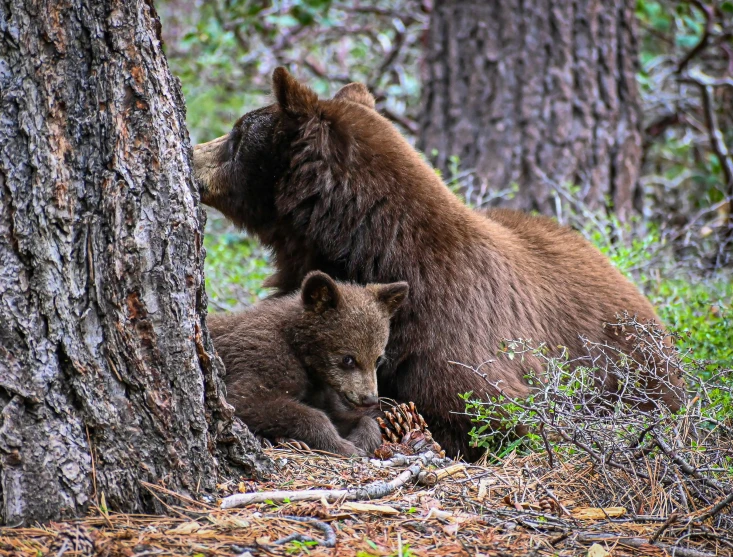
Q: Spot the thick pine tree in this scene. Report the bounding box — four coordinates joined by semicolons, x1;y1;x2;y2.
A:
418;0;643;218
0;0;269;524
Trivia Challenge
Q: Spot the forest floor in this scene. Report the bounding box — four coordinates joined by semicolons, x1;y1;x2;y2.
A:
2;442;731;557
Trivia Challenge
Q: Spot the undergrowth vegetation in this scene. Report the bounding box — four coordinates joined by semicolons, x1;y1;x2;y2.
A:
461;328;732;530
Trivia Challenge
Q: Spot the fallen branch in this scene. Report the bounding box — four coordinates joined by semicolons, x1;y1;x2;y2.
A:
370;451;449;468
220;452;437;509
418;463;466;486
271;516;336;548
653;433;727;493
649;512;677;543
577;533;717;557
694;490;733;524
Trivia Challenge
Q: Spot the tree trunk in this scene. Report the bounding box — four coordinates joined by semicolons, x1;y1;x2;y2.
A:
418;0;643;219
0;0;270;525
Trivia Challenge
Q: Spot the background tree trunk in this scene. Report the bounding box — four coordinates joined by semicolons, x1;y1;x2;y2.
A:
0;0;270;524
418;0;643;219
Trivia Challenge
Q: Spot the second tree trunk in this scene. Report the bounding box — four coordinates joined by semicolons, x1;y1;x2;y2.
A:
418;0;643;218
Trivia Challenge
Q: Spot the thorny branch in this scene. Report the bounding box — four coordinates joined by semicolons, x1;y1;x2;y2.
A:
462;315;733;538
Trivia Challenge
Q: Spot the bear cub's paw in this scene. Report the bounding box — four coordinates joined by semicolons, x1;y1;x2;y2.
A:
333;438;369;457
347;416;384;455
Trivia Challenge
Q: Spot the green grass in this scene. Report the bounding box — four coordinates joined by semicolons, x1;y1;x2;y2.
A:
653;277;733;369
203;215;271;312
585;219;732;369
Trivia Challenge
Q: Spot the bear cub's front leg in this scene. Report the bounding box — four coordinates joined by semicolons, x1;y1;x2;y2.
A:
239;396;367;456
346;416;383;454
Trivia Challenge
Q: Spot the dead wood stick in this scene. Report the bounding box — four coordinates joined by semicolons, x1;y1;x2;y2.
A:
649;512;677;543
653;433;727;493
577;533;717;557
272;516;336;547
220;452;437;509
370;451;446;468
694;490;733;523
417;463;466;486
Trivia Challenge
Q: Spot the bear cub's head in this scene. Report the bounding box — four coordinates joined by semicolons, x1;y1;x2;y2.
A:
192;67;384;235
293;271;408;410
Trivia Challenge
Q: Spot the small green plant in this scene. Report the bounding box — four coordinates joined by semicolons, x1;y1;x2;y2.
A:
356;539;381;557
392;543;416;557
286;539;319;555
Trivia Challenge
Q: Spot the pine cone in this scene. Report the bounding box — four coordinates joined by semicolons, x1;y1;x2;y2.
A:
376;417;400;444
378;402;445;457
287;501;330;518
538;497;557;514
373;444;394;460
48;525;96;556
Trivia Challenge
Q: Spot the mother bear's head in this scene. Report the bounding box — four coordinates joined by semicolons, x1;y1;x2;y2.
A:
192;67;402;249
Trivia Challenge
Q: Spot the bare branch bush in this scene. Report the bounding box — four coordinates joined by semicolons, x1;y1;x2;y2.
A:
159;0;429;142
462;315;733;537
639;0;733;267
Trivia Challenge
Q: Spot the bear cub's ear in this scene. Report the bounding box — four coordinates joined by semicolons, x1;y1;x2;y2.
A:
302;271;341;314
272;67;319;117
333;82;376;109
371;282;409;317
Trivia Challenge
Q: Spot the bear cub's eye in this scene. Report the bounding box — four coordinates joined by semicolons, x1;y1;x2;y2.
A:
341;355;357;370
376;355;386;368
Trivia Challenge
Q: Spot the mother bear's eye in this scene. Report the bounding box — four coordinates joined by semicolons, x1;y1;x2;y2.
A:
340;355;357;370
227;128;242;158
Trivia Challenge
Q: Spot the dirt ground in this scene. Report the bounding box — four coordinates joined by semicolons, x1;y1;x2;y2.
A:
2;442;731;557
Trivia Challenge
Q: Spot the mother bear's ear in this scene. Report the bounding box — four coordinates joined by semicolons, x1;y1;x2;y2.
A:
369;282;409;317
333;82;376;109
272;67;319;117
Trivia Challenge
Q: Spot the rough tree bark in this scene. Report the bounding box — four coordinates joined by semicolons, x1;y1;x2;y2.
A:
0;0;270;524
418;0;643;219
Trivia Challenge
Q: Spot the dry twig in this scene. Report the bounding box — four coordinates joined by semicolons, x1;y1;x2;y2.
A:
220;451;439;509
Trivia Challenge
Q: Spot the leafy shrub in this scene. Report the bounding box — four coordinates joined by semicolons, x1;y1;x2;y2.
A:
462;320;732;526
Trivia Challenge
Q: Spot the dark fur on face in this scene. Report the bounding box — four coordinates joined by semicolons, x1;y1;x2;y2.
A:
195;68;686;461
208;271;408;457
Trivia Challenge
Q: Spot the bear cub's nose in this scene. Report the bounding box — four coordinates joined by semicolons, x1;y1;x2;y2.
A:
360;395;379;408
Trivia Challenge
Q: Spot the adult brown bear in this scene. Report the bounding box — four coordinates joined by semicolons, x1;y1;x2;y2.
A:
194;68;685;460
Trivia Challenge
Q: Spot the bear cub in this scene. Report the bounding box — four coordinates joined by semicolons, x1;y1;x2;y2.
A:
208;271;409;456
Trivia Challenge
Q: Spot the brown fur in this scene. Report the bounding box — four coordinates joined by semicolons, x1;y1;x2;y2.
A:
195;68;686;460
208;271;408;456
